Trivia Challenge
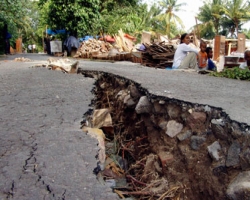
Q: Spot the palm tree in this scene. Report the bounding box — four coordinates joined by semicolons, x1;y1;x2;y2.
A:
155;0;186;38
197;0;223;36
140;3;162;32
222;0;250;36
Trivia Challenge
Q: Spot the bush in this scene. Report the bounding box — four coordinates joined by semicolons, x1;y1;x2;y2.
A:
210;67;250;81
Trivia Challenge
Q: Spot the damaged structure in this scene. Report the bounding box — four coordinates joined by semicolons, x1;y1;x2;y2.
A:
78;69;250;200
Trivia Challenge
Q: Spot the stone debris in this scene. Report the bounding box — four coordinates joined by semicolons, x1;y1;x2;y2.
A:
177;129;192;141
123;94;136;107
240;148;250;170
186;111;207;133
79;69;250;200
226;141;241;167
167;104;182;119
157;151;174;167
190;135;206;150
227;171;250;200
135;96;152;114
128;84;141;100
207;141;222;161
153;101;166;114
211;118;228;140
166;120;183;138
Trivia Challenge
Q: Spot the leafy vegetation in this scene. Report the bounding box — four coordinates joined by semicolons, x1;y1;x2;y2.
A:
0;0;46;52
197;0;250;38
154;0;186;38
1;0;250;54
0;0;32;52
99;4;143;35
221;0;250;36
197;0;223;39
38;0;101;37
210;67;250;80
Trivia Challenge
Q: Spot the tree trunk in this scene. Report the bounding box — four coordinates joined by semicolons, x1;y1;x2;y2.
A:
236;22;238;37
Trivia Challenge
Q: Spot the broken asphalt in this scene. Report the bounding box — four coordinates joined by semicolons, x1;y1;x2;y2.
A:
0;53;249;200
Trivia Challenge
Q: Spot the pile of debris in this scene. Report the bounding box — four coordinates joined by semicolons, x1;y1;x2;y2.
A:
74;29;135;61
14;57;31;62
140;42;176;69
73;39;113;59
114;29;135;52
33;58;79;74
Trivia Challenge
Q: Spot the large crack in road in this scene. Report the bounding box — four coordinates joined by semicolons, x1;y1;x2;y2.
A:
79;68;250;200
0;56;250;200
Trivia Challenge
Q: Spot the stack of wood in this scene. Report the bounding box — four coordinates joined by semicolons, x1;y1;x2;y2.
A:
73;39;113;58
141;41;175;69
114;29;135;52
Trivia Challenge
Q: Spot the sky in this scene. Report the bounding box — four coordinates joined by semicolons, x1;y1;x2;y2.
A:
142;0;250;31
142;0;204;31
170;0;204;31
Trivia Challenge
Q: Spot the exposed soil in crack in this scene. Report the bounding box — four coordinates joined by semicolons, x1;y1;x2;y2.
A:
79;68;250;200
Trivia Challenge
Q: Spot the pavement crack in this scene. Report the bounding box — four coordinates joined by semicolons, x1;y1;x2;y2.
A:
6;180;15;198
32;143;38;151
46;185;52;193
23;156;32;171
62;189;66;200
37;175;42;183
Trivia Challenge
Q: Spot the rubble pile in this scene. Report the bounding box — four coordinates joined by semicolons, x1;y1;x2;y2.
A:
79;69;250;200
73;39;113;59
141;42;176;69
73;30;135;61
14;57;31;62
114;29;135;52
33;58;79;74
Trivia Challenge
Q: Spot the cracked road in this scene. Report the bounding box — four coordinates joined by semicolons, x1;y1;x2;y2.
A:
0;52;249;200
0;54;118;200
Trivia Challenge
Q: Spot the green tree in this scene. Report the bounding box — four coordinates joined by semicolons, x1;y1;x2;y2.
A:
0;0;28;25
154;0;186;38
38;0;140;37
141;3;162;32
99;5;140;35
0;0;38;53
243;28;250;39
221;0;250;36
98;0;143;35
99;0;138;12
38;0;101;37
197;0;224;38
220;17;239;38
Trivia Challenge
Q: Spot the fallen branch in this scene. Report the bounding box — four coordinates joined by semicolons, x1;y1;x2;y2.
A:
115;190;152;196
157;186;180;200
126;175;147;186
114;189;125;199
